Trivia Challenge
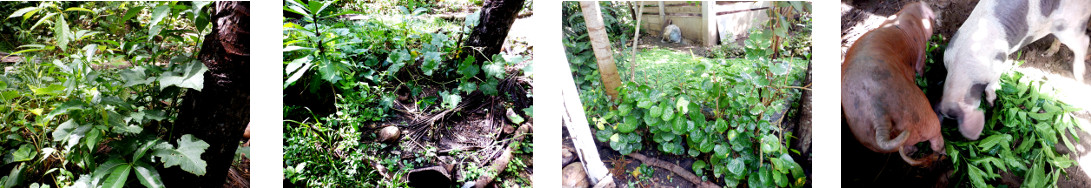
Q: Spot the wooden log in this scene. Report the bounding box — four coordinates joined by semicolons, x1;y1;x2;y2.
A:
628;153;720;188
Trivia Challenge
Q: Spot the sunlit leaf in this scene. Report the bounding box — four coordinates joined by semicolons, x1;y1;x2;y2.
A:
158;61;208;91
153;134;209;175
101;163;131;188
133;161;165;188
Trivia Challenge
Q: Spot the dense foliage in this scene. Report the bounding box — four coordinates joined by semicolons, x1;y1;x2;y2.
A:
565;2;811;187
0;1;232;187
282;0;532;187
943;61;1084;187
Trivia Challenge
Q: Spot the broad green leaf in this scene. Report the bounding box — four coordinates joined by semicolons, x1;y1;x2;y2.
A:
457;57;479;79
120;6;144;24
977;134;1012;151
92;158;126;185
636;100;653;109
761;135;781;153
195;9;210;32
133;161;165;188
85;128;101;151
968;164;987;188
158;61;208;91
282;46;314;52
22;7;42;24
618;103;632;116
386;49;410;73
676;97;690;114
8;7;37;19
3;163;24;188
480;78;499;96
421;52;443;76
715;118;729;133
101;163;132;188
120;67;155;87
0;90;18;101
661;103;675;121
55;14;70;51
692;160;707;176
780;153;805;179
698;138;713;153
617;115;639;133
671;116;686;134
714;144;730;159
771;61;791;75
759;166;774;186
773;170;787;187
483;58;506;79
51;119;91;148
728;157;745;176
190;1;212;20
153;134;210;175
133;139;160;162
283;56;312;89
458;82;477;94
649;105;662;117
148;5;170;29
440;91;461;110
64;7;95;14
11;144;36;162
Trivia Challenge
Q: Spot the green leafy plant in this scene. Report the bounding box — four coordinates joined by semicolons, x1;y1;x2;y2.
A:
282;1;533;187
575;2;811;187
945;69;1083;187
0;1;215;187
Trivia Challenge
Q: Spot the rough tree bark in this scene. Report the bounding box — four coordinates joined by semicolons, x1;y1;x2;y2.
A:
580;1;622;100
162;2;250;187
464;0;526;63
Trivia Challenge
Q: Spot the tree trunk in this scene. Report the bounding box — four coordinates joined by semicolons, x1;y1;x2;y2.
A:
464;0;525;63
162;2;250;187
580;1;622;100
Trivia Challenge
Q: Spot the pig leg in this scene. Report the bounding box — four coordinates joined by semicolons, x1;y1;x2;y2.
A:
1052;21;1090;83
930;134;946;155
985;81;1000;106
897;135;946;166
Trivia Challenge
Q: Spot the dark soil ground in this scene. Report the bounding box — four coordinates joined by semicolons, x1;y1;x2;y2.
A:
841;0;1091;187
635;35;710;57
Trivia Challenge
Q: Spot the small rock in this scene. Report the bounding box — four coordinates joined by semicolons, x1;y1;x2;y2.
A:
378;126;400;143
562;162;589;188
504;125;516;134
562;144;576;167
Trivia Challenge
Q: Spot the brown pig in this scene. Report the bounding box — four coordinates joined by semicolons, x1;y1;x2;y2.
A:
842;2;943;166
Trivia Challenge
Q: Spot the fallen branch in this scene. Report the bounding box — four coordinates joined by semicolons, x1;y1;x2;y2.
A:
627;153;720;188
474;123;532;188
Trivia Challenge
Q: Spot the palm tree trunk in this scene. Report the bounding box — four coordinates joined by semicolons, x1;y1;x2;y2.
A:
580;1;622;100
